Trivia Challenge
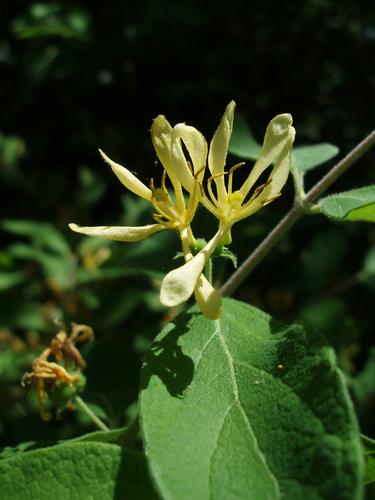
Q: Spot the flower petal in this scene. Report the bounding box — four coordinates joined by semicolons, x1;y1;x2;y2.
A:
208;101;235;202
236;131;295;221
261;128;295;198
239;114;295;199
151;115;179;186
99;149;152;202
174;123;208;180
194;274;222;320
170;128;195;193
160;252;206;307
69;223;164;241
160;225;227;307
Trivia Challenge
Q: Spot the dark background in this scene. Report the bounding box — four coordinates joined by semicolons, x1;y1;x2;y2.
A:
0;1;374;447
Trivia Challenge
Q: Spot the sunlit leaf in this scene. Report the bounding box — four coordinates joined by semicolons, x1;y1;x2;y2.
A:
320;186;375;222
140;298;363;500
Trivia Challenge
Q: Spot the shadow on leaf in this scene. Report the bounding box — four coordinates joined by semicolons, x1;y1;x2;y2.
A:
140;311;197;398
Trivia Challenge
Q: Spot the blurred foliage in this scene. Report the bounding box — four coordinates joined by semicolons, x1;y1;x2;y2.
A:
0;0;374;460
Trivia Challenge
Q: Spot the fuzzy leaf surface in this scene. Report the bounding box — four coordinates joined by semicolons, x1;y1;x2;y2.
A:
320;186;375;222
0;442;157;499
292;143;339;173
140;298;363;500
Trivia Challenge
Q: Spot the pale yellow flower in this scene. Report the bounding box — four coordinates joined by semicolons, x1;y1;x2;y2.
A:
70;116;199;241
160;102;295;308
69;114;221;319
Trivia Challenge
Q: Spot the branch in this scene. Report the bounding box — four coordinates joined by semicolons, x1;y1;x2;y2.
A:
220;130;375;297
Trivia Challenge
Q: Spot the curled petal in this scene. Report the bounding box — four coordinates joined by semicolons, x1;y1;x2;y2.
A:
236;131;295;221
99;149;152;202
160;252;206;307
194;274;222;320
239;114;295;199
69;223;164;241
173;123;208;180
208;101;235;202
261;128;295;198
160;226;226;307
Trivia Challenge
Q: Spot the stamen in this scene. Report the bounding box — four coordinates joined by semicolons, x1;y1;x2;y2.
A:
207;176;219;207
152;202;174;222
207;172;227;207
228;162;246;195
252;178;272;198
185;181;200;225
262;193;281;206
194;164;205;181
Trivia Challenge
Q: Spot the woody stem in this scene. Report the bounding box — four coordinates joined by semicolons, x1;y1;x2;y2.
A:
220;129;375;297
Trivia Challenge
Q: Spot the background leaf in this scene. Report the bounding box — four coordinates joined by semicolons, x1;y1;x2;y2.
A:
319;186;375;222
140;298;363;500
228;113;261;160
0;442;157;499
229;115;339;178
292;143;339;173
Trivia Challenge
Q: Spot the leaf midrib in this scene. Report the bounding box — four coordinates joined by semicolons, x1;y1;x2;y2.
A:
209;319;281;499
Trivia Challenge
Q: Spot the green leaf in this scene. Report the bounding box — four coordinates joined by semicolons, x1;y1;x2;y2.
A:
0;429;127;460
69;427;127;444
292;143;339;173
362;435;375;485
140;298;363;500
2;220;71;255
228;113;261;160
0;271;26;290
320;186;375;222
0;442;157;499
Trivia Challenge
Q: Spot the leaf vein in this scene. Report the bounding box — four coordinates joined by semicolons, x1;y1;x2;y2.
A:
214;319;281;498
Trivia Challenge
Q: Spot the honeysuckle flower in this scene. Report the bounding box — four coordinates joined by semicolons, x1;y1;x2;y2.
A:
70;117;200;242
160;101;295;308
69;114;222;319
180;101;295;235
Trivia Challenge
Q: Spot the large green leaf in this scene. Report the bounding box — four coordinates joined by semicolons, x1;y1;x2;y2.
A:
292;143;339;173
319;186;375;222
0;442;158;499
140;298;363;500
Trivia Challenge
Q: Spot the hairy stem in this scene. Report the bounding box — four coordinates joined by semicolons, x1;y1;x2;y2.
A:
75;395;110;432
220;130;375;296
